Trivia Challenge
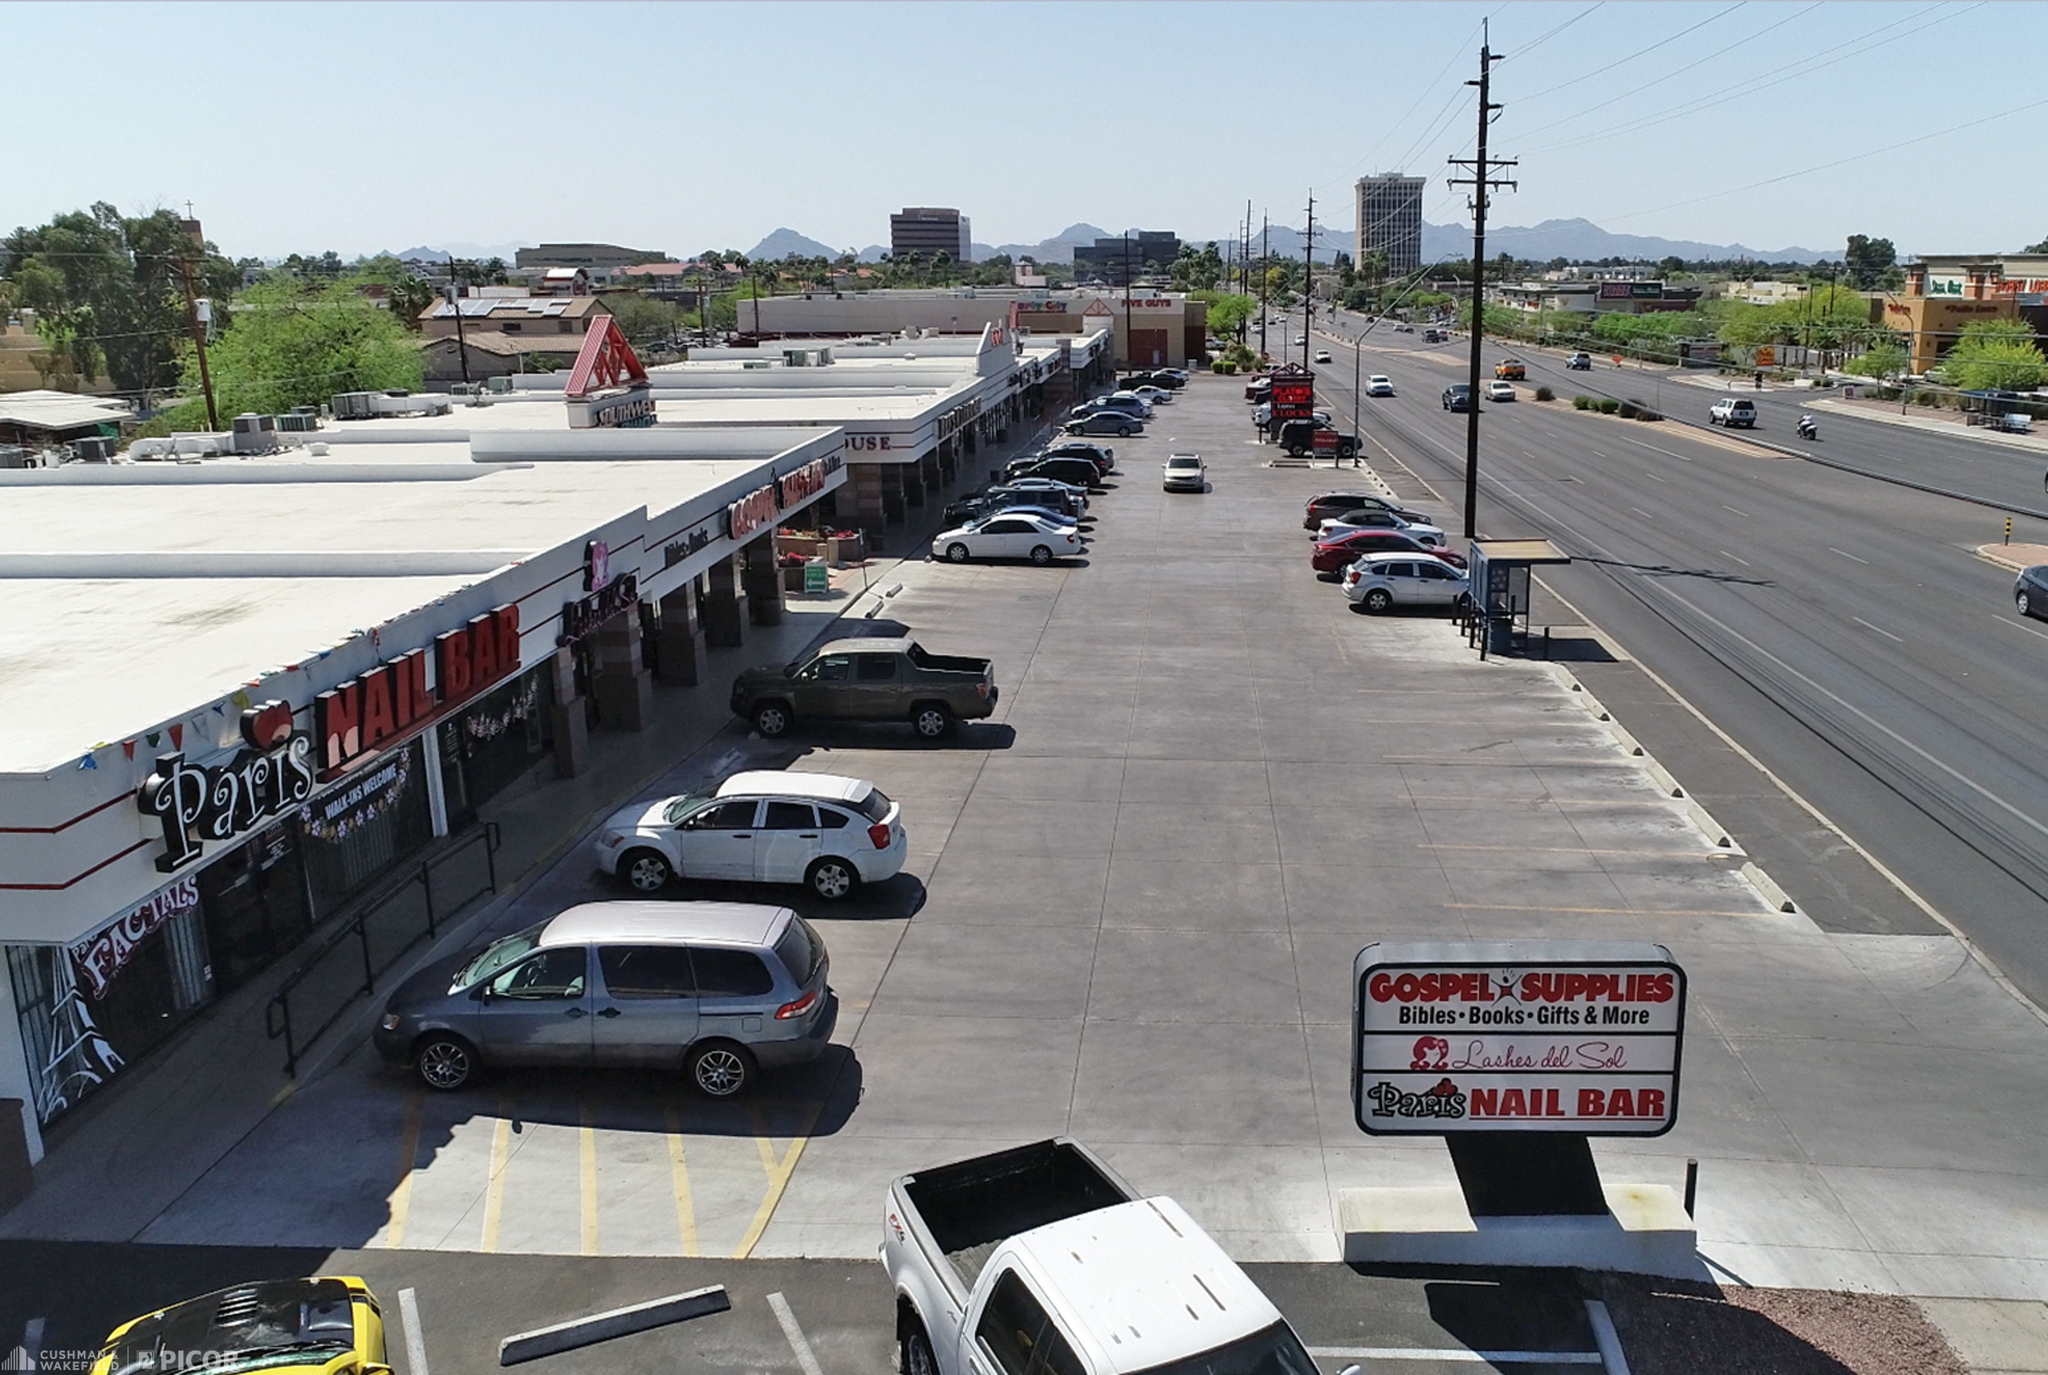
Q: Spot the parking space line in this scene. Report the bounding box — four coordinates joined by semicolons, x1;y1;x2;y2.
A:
1423;843;1726;858
1584;1299;1631;1375
384;1091;424;1248
732;1100;823;1259
1446;902;1776;918
580;1105;600;1256
666;1108;699;1257
480;1099;513;1253
397;1287;431;1375
1307;1346;1600;1365
767;1292;827;1375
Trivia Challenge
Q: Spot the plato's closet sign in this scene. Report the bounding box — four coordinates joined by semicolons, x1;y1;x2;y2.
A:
1352;941;1685;1136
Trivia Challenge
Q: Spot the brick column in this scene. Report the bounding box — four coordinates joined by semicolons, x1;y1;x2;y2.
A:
848;462;887;546
592;605;653;730
740;537;785;626
881;465;906;525
548;645;589;777
654;583;707;686
702;556;749;647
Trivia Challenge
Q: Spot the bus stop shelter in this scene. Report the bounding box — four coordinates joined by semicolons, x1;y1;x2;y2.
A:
1467;538;1571;657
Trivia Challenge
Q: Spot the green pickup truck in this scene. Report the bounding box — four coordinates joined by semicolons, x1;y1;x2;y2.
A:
730;636;997;740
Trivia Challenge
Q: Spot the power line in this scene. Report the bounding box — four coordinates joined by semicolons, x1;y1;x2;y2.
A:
1500;1;1605;62
1513;1;1747;104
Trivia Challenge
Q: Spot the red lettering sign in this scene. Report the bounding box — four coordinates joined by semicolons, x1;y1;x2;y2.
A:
728;485;780;541
318;605;521;777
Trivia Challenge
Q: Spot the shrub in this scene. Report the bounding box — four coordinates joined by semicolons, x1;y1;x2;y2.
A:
1573;394;1592;410
1634;403;1662;421
1616;399;1641;420
1597;398;1620;414
1212;360;1236;375
1534;385;1555;402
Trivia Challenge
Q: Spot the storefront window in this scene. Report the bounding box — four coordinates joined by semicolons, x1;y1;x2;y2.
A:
441;665;553;829
298;737;434;917
199;823;312;995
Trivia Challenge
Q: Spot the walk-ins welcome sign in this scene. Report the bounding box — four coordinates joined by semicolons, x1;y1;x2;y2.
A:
1352;941;1685;1136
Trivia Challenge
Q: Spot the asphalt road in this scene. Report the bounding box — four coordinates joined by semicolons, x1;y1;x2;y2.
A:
1292;308;2048;1006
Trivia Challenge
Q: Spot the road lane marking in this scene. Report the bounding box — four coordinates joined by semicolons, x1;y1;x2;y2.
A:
1853;616;1905;643
1719;550;1753;567
1630;440;1693;463
1995;613;2048;642
666;1107;699;1257
767;1293;828;1375
397;1288;431;1375
1723;505;1750;517
480;1099;513;1253
580;1105;599;1256
733;1100;824;1259
1640;470;1666;482
1445;903;1779;918
1308;1346;1600;1365
1829;547;1870;564
384;1091;424;1248
1631;508;1654;520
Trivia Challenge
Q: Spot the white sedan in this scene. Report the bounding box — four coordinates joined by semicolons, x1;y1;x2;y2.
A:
1343;553;1471;613
594;770;906;901
933;511;1081;565
1316;509;1447;546
1487;380;1518;402
1129;385;1174;406
1365;375;1395;397
1162;453;1206;491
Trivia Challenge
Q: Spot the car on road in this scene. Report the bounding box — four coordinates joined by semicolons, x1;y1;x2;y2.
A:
1314;349;1332;363
1312;527;1466;574
933;511;1081;566
1423;329;1444;343
1062;411;1140;438
1303;490;1431;529
1162;452;1206;491
1295;334;1308;346
2016;565;2048;619
597;770;909;901
375;900;837;1097
732;638;995;742
1710;397;1758;428
1487;380;1518;403
1344;552;1472;613
1395;323;1415;333
1496;358;1526;380
1442;383;1475;412
1365;375;1395;396
1317;506;1447;546
1276;418;1358;459
1566;352;1593;370
91;1276;391;1375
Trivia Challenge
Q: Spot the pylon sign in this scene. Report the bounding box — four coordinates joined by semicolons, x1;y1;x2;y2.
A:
565;318;655;429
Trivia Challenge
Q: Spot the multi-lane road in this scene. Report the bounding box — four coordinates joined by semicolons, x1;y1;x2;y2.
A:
1271;305;2048;1004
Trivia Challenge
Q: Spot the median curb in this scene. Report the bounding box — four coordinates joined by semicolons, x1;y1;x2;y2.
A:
1975;542;2048;573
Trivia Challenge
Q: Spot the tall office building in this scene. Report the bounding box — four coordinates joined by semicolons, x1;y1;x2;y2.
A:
1071;231;1181;286
1355;174;1426;278
890;207;973;262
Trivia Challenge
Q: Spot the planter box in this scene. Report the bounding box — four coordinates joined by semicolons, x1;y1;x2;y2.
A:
828;533;866;565
781;565;806;592
776;534;827;559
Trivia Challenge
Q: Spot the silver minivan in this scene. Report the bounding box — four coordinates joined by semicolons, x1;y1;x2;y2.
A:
374;901;834;1098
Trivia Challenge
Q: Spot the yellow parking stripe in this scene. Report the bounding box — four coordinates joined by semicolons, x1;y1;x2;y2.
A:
580;1107;600;1256
480;1098;513;1253
733;1102;822;1260
383;1091;424;1249
666;1108;698;1257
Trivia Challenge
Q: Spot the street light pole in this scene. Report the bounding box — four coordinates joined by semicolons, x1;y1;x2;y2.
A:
1302;190;1315;374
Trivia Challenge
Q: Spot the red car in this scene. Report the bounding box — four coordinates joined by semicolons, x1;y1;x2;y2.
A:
1311;528;1467;576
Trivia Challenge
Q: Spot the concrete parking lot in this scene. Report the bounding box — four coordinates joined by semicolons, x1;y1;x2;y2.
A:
7;371;2048;1344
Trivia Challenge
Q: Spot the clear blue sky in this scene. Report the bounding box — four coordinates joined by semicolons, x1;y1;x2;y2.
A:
6;1;2040;262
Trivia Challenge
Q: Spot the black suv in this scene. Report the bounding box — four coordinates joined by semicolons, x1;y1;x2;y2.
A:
1276;419;1358;459
1004;456;1104;490
1303;491;1430;531
1042;440;1114;475
1442;384;1474;412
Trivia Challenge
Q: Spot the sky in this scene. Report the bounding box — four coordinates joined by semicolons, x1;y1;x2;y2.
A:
6;1;2042;263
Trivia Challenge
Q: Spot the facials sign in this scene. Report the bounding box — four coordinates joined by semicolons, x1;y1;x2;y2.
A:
559;541;639;646
316;605;521;777
1352;941;1685;1137
137;703;318;872
72;875;202;998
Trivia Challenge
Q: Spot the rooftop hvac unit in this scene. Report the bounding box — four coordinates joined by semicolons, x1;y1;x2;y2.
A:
275;412;321;433
71;436;116;462
782;349;811;367
331;391;375;420
231;413;278;454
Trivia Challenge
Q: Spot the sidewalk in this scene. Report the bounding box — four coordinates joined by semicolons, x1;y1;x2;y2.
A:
0;418;1048;1243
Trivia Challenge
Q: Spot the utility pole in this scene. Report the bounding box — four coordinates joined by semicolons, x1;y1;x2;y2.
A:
1259;213;1270;359
175;255;219;431
444;281;471;388
1122;232;1133;372
1302;190;1316;373
1446;26;1516;541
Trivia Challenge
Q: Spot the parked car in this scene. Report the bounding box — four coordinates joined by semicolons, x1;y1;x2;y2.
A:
1303;490;1431;529
2016;565;2048;619
374;900;837;1096
1566;352;1593;370
1709;397;1758;428
1041;439;1114;474
1162;452;1206;491
1343;552;1472;613
729;637;997;741
943;495;1073;528
885;1140;1318;1375
1155;367;1191;384
1245;376;1272;402
90;1277;390;1375
1496;358;1526;380
1312;527;1465;574
1276;418;1358;459
933;511;1081;565
1128;385;1174;407
1314;349;1332;364
1442;383;1475;412
1062;411;1140;438
1365;375;1395;396
1317;507;1447;545
992;477;1090;515
1008;455;1107;489
596;770;908;904
1487;380;1518;402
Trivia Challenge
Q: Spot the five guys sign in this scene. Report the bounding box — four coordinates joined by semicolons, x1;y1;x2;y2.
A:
1352;940;1685;1137
315;605;521;779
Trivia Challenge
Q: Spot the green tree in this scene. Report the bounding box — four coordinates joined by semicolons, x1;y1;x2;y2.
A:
1191;291;1255;338
170;275;421;422
1843;341;1907;378
1945;319;2048;391
2027;234;2048;254
605;291;683;347
1844;235;1897;291
383;274;440;332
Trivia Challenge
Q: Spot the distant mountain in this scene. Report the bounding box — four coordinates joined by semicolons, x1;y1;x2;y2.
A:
390;245;450;263
384;241;526;264
857;244;886;263
750;227;847;261
1203;216;1833;267
982;223;1110;265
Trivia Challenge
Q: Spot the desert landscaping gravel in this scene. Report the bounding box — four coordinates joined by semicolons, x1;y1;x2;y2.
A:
1594;1274;1970;1374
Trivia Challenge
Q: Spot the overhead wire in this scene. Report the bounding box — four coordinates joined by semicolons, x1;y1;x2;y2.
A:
1511;1;1748;104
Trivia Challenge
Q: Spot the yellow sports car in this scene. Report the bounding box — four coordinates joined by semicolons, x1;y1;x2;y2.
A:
91;1277;388;1375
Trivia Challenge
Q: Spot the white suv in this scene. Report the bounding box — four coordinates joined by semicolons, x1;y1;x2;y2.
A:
595;770;906;901
1344;553;1471;613
1709;398;1757;428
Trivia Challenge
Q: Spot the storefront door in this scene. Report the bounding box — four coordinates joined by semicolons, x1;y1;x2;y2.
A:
198;824;312;995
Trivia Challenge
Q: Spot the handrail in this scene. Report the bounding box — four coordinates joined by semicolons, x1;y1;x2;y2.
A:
266;821;500;1077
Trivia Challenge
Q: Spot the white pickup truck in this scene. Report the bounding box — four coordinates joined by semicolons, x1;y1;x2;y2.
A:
884;1139;1321;1375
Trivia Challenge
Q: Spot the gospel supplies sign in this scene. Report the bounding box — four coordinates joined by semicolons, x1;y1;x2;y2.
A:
1352;940;1685;1137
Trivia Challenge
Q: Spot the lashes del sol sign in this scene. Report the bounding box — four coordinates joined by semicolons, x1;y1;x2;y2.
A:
1352;941;1685;1136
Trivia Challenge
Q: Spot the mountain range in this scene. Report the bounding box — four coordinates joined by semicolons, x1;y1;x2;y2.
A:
1195;218;1831;266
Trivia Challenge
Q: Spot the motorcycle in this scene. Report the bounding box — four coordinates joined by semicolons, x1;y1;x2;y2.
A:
1796;415;1818;441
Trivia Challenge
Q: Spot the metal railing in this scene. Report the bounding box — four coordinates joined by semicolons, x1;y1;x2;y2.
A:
266;821;500;1077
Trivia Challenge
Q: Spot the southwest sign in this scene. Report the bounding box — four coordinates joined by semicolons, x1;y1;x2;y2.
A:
315;605;521;778
1352;940;1685;1137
